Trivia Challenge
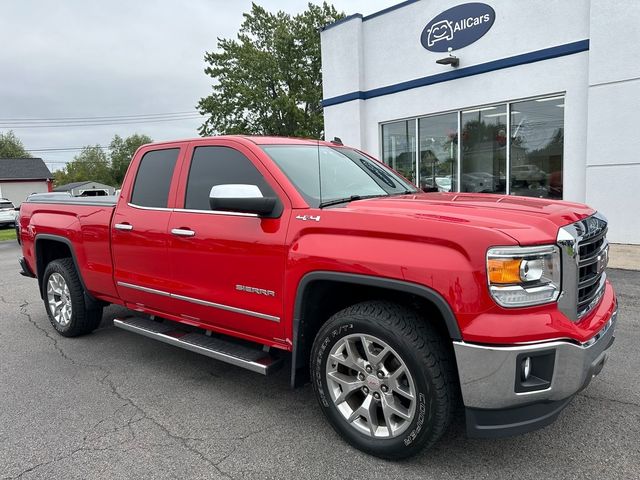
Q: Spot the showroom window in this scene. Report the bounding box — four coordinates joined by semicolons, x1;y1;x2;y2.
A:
380;94;564;198
381;119;417;183
461;105;507;194
510;97;564;199
419;113;457;193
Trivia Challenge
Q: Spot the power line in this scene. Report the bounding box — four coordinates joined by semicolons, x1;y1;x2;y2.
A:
0;114;202;129
0;110;198;122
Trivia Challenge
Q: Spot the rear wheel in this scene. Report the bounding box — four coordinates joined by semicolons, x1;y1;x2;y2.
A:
311;301;454;459
43;258;103;337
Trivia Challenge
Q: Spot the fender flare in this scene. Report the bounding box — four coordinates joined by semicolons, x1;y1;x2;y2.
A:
290;271;462;387
34;233;99;307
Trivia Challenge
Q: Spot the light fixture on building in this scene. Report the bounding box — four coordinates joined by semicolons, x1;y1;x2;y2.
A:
436;47;459;68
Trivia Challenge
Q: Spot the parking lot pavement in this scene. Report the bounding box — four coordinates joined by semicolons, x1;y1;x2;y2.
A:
0;240;638;480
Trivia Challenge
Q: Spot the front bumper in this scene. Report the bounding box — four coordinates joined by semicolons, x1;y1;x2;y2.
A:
454;301;617;438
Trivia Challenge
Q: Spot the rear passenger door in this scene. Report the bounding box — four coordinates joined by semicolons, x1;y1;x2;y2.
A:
165;141;288;343
112;145;183;314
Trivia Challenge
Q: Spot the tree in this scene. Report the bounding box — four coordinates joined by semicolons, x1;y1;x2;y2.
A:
0;130;29;158
54;146;113;187
109;133;152;185
198;2;344;138
53;134;152;187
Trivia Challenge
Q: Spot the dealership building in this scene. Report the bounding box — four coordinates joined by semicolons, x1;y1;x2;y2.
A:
321;0;639;244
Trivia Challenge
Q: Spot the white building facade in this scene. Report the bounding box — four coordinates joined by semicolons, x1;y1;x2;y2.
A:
321;0;640;244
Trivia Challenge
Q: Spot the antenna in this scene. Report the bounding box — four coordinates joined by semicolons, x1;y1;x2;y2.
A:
317;138;323;206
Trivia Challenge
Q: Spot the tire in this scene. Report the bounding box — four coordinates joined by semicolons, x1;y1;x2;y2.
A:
310;301;455;459
42;258;103;337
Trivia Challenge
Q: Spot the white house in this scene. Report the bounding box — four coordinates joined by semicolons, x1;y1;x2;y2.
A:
0;158;53;206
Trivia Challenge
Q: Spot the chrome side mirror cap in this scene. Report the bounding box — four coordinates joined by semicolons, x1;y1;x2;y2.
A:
209;184;276;216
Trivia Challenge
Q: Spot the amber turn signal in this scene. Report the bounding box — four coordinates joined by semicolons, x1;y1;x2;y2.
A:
488;258;523;284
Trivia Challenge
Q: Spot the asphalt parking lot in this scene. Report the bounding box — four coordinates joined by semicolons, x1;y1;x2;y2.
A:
1;239;638;480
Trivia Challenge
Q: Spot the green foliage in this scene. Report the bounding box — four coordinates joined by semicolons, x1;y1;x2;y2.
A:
53;134;152;187
198;2;344;138
0;131;29;158
109;134;152;185
54;146;113;187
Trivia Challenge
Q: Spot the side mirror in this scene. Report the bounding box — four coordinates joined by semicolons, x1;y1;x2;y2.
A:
209;184;276;216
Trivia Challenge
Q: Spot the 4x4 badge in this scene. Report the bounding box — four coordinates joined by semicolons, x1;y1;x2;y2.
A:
296;215;321;222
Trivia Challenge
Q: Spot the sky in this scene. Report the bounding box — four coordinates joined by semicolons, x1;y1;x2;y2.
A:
0;0;399;172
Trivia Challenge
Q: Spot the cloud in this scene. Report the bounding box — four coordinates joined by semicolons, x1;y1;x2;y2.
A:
0;0;397;169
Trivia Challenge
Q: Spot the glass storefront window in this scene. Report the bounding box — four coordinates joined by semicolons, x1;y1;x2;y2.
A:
418;113;457;192
461;105;507;194
380;94;564;197
381;119;417;183
510;97;564;199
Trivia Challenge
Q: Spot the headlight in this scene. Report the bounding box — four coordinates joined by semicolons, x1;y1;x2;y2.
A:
487;245;561;307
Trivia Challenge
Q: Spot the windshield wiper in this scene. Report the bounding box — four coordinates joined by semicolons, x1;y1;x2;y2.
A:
318;194;387;208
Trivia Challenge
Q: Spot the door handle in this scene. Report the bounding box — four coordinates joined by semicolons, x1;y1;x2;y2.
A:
171;228;195;237
114;223;133;231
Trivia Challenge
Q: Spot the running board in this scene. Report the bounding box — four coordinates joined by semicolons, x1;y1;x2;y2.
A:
113;316;282;375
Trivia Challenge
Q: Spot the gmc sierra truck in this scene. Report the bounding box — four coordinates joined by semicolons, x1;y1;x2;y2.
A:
17;136;617;459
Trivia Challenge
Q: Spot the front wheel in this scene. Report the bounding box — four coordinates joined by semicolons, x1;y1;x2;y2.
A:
43;258;103;337
311;301;455;459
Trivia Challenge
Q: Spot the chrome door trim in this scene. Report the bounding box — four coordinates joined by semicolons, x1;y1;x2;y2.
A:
175;208;259;218
172;293;279;322
117;281;280;323
117;281;172;297
128;203;174;212
127;202;260;218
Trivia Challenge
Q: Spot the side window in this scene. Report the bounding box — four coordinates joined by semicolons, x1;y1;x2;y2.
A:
185;146;276;211
130;148;180;208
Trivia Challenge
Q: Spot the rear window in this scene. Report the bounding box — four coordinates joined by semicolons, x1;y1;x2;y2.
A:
130;149;180;208
0;201;14;209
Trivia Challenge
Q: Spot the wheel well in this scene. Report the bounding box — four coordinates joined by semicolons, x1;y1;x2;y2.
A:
35;238;83;302
292;278;458;386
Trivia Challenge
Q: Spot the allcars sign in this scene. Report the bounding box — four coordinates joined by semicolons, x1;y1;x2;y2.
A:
420;3;495;52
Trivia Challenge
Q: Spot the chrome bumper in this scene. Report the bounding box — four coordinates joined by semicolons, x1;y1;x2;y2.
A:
453;304;617;410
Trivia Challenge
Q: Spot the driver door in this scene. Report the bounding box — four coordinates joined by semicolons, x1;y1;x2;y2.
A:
165;140;289;343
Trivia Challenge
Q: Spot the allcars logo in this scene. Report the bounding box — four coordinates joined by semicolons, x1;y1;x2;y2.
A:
421;3;495;52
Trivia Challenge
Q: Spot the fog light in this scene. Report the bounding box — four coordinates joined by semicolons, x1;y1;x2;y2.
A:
521;357;532;381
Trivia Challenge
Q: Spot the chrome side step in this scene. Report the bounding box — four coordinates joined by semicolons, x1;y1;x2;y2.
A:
113;316;282;375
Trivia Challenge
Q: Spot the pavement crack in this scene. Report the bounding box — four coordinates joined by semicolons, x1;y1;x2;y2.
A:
579;392;640;408
14;301;232;479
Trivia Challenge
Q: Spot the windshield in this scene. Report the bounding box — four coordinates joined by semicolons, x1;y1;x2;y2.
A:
261;145;417;207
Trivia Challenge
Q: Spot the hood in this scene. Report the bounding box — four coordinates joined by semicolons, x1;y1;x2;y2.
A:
344;192;595;245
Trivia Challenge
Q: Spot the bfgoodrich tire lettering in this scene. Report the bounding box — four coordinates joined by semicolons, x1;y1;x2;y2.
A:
310;301;454;459
43;258;103;337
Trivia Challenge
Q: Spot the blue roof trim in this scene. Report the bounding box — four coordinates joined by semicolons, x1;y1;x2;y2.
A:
322;40;589;107
362;0;423;21
321;13;363;32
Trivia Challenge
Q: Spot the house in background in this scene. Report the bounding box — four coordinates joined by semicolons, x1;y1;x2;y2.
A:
0;158;53;206
53;180;116;197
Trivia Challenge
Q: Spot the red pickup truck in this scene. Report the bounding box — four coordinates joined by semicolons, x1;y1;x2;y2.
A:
17;136;617;459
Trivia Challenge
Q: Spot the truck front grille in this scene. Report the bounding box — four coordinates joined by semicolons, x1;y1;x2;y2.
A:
557;213;608;321
576;223;608;317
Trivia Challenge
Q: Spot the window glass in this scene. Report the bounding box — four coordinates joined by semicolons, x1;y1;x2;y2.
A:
185;146;276;210
381;119;417;183
418;113;457;192
262;146;415;208
461;105;507;194
0;201;14;209
130;148;179;208
510;97;564;199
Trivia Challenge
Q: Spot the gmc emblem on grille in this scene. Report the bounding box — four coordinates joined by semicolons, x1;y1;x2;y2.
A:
596;248;609;274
